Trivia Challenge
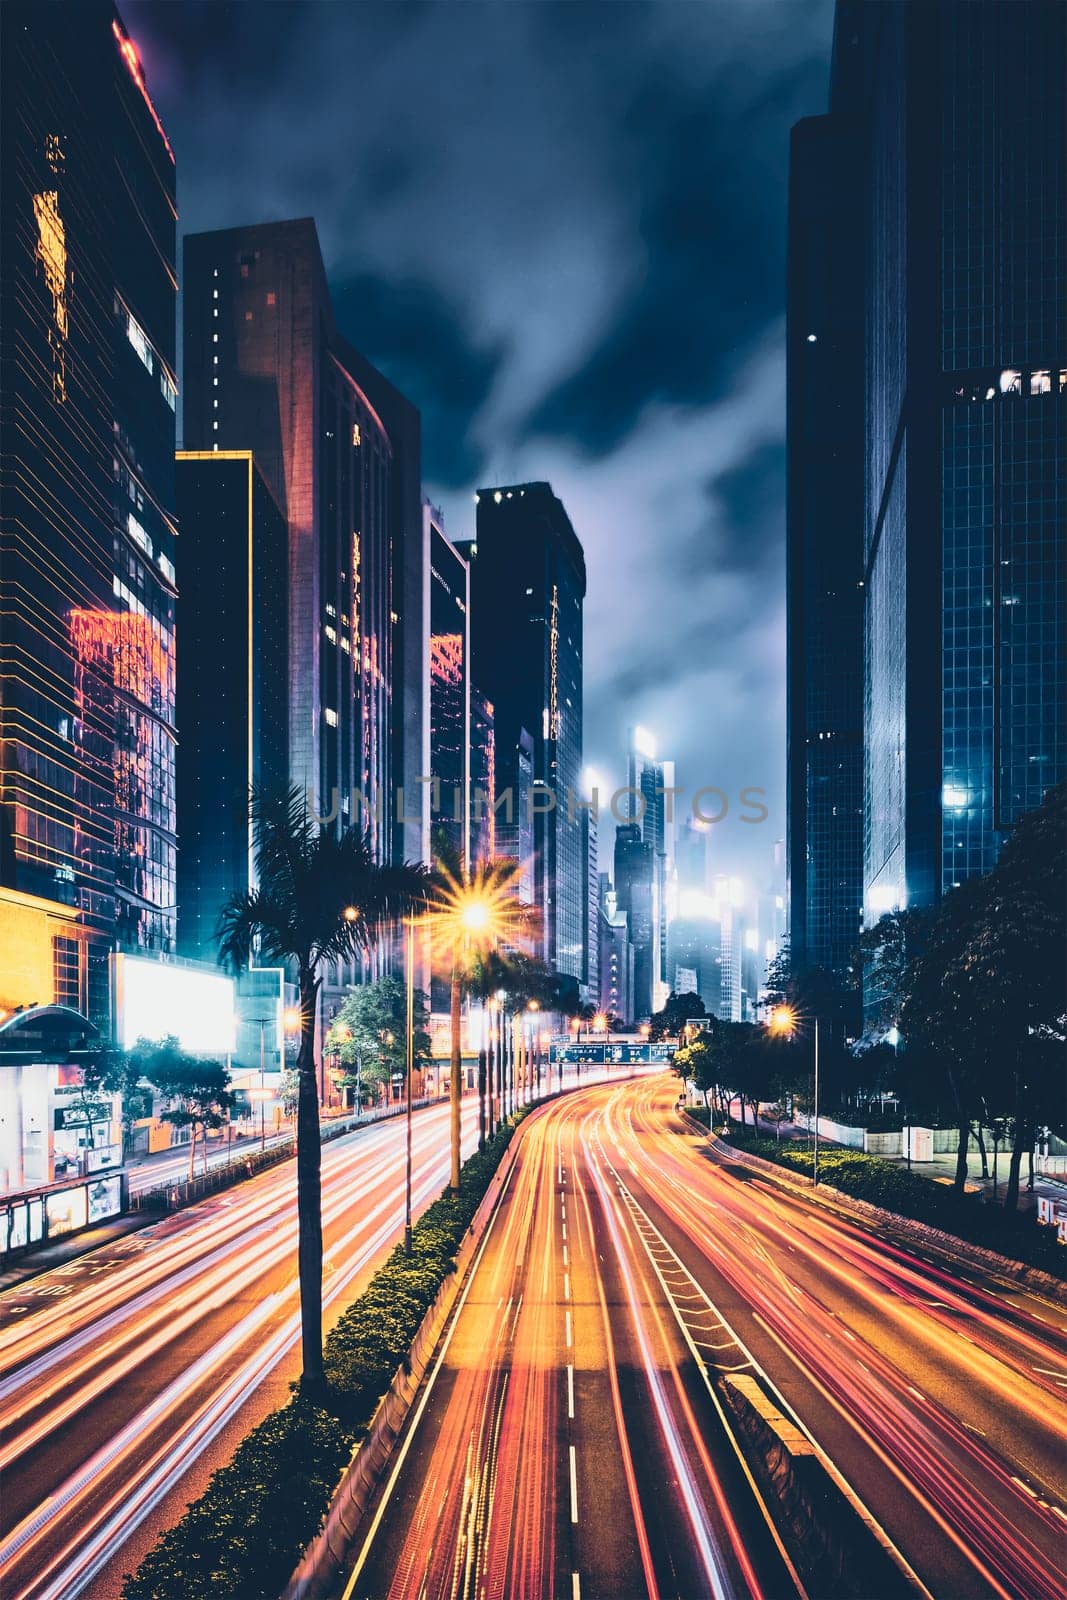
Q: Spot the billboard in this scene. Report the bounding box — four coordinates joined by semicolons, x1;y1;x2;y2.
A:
113;955;237;1056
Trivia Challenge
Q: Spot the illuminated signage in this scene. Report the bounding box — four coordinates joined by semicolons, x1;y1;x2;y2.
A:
114;955;237;1056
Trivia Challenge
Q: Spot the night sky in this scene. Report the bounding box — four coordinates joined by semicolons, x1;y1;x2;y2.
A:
125;0;833;889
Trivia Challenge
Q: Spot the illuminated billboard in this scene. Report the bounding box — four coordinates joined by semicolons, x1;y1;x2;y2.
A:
113;955;237;1056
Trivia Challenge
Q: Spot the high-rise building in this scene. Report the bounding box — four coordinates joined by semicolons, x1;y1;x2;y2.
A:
181;218;425;871
174;452;288;960
0;4;178;1027
827;2;1066;933
598;885;634;1025
614;822;654;1019
786;107;865;984
626;727;676;1010
424;505;469;866
466;484;586;981
469;687;495;867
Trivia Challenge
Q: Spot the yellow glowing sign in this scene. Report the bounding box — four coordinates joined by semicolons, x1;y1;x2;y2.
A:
33;136;68;403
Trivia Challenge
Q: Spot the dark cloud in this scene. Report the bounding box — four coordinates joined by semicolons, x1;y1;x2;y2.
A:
331;273;504;488
701;439;786;574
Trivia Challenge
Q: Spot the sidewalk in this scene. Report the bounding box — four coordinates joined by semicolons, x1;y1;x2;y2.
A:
0;1210;164;1294
698;1097;1060;1216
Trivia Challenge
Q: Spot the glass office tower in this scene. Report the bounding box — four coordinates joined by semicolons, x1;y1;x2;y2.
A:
467;484;586;982
829;1;1065;928
0;4;178;1025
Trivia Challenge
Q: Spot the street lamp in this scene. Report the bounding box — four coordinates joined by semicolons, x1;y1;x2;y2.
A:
768;1003;820;1184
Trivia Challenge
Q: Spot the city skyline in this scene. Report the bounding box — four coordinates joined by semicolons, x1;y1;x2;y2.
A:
122;0;834;884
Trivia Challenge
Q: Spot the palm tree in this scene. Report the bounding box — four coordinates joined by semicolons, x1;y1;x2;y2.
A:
217;787;427;1393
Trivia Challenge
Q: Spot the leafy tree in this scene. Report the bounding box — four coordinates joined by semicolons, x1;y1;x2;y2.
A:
649;990;707;1042
325;976;431;1107
129;1035;233;1180
218;786;427;1394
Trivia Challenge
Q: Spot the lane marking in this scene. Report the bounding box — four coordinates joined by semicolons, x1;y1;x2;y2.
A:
565;1309;572;1348
569;1444;579;1523
564;1273;571;1302
572;1572;581;1600
563;1243;569;1268
567;1362;574;1419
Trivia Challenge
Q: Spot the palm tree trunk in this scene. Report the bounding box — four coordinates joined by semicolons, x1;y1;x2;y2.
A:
449;960;462;1192
487;1030;496;1138
296;971;325;1393
477;1045;488;1147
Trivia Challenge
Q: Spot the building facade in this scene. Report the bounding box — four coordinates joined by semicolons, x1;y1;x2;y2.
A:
466;485;586;981
0;3;178;1029
786;109;865;984
829;2;1066;930
613;822;654;1020
182;217;425;870
174;452;288;961
424;505;470;866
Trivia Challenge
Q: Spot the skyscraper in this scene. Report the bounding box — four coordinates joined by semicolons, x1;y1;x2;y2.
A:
786;107;865;985
466;484;586;982
174;452;288;961
614;822;654;1020
181;218;425;871
828;2;1066;933
424;504;469;866
0;3;178;1026
627;727;676;1010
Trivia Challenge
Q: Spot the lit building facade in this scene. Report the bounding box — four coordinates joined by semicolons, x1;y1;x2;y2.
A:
466;485;586;981
786;108;865;984
182;218;425;870
598;886;634;1026
0;3;178;1029
469;687;496;867
424;506;470;865
614;823;654;1020
174;452;288;961
829;2;1066;929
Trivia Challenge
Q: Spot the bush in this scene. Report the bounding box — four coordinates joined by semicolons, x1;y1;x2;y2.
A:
718;1134;1065;1279
123;1117;523;1600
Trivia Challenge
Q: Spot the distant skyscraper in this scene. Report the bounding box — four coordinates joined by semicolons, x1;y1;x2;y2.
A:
614;822;654;1019
829;2;1066;931
424;505;469;866
467;484;586;982
598;886;634;1025
469;687;495;867
181;217;425;871
786;105;865;984
627;727;676;1009
0;4;178;1026
174;453;288;961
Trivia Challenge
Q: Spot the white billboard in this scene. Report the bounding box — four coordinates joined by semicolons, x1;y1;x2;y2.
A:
113;955;237;1056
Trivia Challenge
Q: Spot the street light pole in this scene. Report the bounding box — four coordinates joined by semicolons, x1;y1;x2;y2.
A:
259;1017;266;1154
813;1016;820;1188
404;912;414;1255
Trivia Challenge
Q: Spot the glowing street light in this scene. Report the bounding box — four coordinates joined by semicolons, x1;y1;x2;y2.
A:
593;1011;607;1034
768;1004;797;1037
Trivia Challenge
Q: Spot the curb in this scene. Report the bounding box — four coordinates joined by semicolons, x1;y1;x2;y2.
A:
702;1132;1067;1306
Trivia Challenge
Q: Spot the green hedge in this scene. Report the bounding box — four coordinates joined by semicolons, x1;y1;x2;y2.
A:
719;1134;1066;1279
123;1118;523;1600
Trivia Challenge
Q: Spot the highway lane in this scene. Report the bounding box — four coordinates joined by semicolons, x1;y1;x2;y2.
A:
0;1061;634;1600
347;1084;801;1600
0;1097;485;1600
606;1076;1067;1600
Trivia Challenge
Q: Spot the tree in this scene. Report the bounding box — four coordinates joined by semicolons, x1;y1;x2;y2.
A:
218;786;427;1394
649;990;707;1042
325;976;431;1107
129;1036;233;1180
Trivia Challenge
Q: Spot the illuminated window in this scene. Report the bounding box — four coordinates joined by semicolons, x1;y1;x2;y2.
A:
323;707;338;728
1029;370;1051;394
999;369;1022;394
213;308;218;318
213;420;218;430
352;422;361;446
126;511;152;557
213;398;218;409
160;370;177;410
244;311;253;322
324;625;337;644
158;552;175;582
213;377;219;387
325;603;336;618
212;334;218;343
266;291;276;306
213;289;219;300
127;314;153;374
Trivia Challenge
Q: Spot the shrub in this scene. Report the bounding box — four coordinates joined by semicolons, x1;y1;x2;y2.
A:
718;1133;1065;1279
124;1117;522;1600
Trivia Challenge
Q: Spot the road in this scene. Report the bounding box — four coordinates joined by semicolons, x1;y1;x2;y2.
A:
0;1097;484;1600
0;1062;634;1600
347;1074;1067;1600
